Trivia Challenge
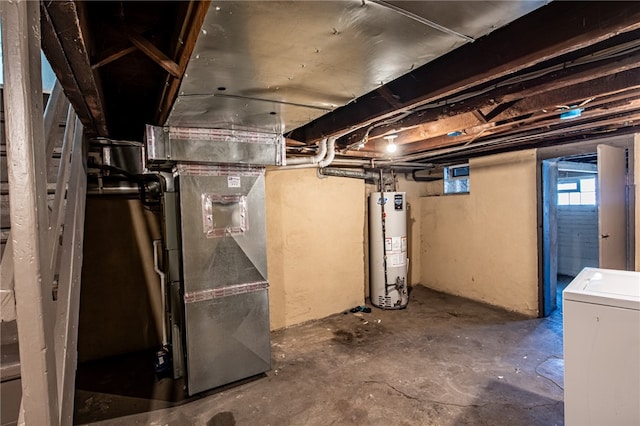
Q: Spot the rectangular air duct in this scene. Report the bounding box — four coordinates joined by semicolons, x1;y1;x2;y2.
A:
145;125;285;167
145;126;279;395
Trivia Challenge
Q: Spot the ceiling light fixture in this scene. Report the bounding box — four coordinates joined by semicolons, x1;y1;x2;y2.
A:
384;133;398;153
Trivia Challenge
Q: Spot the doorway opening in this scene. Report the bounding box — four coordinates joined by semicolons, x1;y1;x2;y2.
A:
540;142;634;317
542;154;599;317
556;155;599;311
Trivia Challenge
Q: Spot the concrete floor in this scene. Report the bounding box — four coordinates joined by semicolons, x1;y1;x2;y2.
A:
74;285;566;425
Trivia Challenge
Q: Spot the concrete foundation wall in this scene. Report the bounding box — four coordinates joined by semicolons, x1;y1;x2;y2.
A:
266;168;365;330
419;150;539;316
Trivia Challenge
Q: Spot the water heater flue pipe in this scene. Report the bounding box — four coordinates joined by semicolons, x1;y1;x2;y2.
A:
285;137;328;165
318;137;336;168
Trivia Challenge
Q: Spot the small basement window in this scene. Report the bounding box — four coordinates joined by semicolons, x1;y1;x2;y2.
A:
557;177;596;206
444;164;470;194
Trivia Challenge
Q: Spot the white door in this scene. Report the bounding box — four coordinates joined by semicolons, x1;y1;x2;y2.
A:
597;145;627;269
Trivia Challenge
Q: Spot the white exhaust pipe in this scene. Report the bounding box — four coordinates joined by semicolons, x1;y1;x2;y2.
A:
318;137;336;168
285;137;328;165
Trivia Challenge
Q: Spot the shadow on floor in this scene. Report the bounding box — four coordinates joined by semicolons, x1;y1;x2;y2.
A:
452;379;563;425
556;274;574;304
75;350;185;403
74;350;264;424
74;285;565;425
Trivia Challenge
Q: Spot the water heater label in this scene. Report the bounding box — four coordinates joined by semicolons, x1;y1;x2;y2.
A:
388;253;406;267
394;194;403;210
391;237;402;251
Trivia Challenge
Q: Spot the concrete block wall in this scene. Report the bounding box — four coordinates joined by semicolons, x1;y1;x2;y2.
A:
557;205;598;276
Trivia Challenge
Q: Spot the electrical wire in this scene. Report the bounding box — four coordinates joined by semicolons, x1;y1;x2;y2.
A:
340;35;640;153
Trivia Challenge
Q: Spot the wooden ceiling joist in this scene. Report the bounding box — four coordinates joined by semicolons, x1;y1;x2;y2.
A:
40;1;108;137
91;46;137;70
342;40;640;149
290;1;640;144
431;112;640;164
400;92;640;156
155;0;211;125
127;30;181;78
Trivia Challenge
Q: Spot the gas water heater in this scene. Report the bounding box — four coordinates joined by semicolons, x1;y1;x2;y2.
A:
369;192;408;309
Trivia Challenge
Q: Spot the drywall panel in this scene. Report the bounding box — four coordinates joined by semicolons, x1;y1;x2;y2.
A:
557;206;598;276
420;150;539;316
266;168;364;330
78;198;163;361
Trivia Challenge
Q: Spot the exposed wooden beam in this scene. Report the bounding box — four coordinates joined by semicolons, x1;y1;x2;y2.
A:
487;70;640;123
127;30;181;77
399;111;640;165
351;80;640;156
434;114;640;163
375;85;402;109
91;45;137;70
471;110;488;124
402;94;640;156
369;112;483;146
40;1;108;137
343;42;640;147
156;0;211;125
285;137;307;147
290;1;640;143
482;101;520;123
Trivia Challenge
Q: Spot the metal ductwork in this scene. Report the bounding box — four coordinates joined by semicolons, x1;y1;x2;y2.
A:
143;124;279;395
145;125;285;168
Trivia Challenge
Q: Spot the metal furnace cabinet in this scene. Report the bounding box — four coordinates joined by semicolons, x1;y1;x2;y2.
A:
176;168;271;395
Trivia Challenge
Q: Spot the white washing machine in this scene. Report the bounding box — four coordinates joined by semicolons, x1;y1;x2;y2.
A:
563;267;640;426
